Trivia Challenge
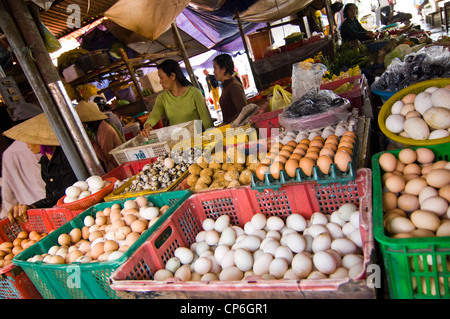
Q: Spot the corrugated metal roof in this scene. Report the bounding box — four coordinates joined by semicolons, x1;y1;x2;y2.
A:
40;0;119;39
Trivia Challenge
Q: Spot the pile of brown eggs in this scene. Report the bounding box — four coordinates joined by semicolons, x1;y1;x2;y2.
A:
255;131;357;181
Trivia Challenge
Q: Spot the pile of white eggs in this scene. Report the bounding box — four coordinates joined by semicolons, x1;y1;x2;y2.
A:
153;203;365;282
63;175;110;203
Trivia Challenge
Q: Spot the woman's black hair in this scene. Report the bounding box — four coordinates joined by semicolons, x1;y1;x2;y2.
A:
157;59;192;87
343;3;357;19
213;54;234;76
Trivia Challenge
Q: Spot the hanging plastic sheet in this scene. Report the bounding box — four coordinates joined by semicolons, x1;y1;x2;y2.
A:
104;0;191;40
188;0;227;11
239;0;314;23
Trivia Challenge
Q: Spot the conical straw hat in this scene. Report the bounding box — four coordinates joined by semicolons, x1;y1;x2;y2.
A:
3;113;60;146
75;101;108;122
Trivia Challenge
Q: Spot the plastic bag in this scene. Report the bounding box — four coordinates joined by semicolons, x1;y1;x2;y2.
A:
269;85;292;111
41;22;61;53
291;62;327;102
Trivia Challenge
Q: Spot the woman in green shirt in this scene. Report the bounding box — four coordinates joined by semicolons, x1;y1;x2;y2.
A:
140;59;213;138
340;3;377;43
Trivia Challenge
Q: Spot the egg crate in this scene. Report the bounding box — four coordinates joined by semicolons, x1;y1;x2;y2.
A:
372;143;450;299
377;78;450;147
102;158;157;181
11;189;192;299
109;169;376;299
250;136;359;191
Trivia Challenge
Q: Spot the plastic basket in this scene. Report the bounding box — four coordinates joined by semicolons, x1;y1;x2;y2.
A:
109;169;375;299
55;177;117;211
250;108;283;129
320;74;366;116
251;136;359;191
378;78;450;147
12;189;191;299
110;121;196;165
104;171;190;202
102;158;156;181
372;143;450;299
0;208;76;299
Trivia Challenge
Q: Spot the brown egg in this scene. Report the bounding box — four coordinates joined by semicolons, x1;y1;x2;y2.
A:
334;150;352;172
307;146;321;154
382;172;395;184
67;250;84;263
319;146;335;157
292;147;306;156
432;160;448;170
270;161;284;180
160;205;171;215
69;228;82;244
402;93;416;104
102;207;111;217
382;192;398;211
339;135;355;144
397;194;420;212
395;160;405;173
13;238;23;247
123;214;138;226
285;159;299;178
439;184;450;202
58;233;71;246
281;145;295;153
90;242;105;260
260;156;272;165
378;153;397;172
81;226;90;240
296;143;309;151
289;153;303;161
309;139;324;149
403;163;422;175
256;164;270;181
131;219;148;234
28;231;39;241
338;140;354;150
299;157;316;177
126;232;141;247
17;231;28;239
89;231;103;243
273;154;288;164
342;131;356;139
269;147;280;155
317;155;333;175
337;146;353;155
287;140;298;148
385;175;406;193
325;135;339;144
278;150;292;159
104;240;119;253
299;139;310;146
313;135;325;143
415;147;435;164
305;151;319;161
323;142;338;151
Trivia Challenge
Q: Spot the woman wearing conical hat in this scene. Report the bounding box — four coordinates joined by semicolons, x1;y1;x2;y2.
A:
3;113;78;223
74;101;123;172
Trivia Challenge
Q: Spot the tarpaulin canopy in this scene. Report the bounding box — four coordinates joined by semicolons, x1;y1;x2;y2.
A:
104;0;191;40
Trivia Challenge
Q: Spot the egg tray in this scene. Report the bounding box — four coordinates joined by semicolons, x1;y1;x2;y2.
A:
372;143;450;299
250;137;359;191
101;158;157;181
103;170;190;202
109;169;376;299
12;189;191;299
377;78;450;147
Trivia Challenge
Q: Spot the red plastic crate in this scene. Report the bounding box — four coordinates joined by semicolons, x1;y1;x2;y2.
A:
250;108;284;129
110;169;374;298
102;158;157;181
21;208;78;234
320;74;366;116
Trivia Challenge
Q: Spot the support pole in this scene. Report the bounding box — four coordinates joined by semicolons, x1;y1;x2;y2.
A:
120;48;145;101
171;22;201;90
0;0;90;180
7;0;105;177
235;10;262;92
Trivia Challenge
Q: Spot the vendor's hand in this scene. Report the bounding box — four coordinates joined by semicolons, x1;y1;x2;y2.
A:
139;123;153;139
7;204;34;223
366;31;376;39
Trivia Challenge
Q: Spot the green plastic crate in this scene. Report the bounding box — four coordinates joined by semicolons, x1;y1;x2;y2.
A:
12;189;191;299
372;143;450;299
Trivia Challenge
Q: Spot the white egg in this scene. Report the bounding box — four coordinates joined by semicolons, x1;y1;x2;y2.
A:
165;257;181;274
307;224;329;238
342;222;357;236
310;212;329;225
350;211;360;228
219;227;236;246
269;258;289;279
174;265;191;281
348;229;363;248
303;234;313;252
231;226;244;237
154;269;174;281
266;216;285;231
214;215;230;232
265;230;281;241
239;235;261;252
201;273;218;281
73;180;89;192
83;215;95;227
65;185;81;198
214;245;230;264
219;266;243;281
285;233;306;253
429;129;450;139
194;257;212;275
338;203;358;222
274;245;294;264
262;238;280;256
202;218;215;231
313;251;337;274
326;222;344;239
385;114;405;134
78;190;91;199
348;262;364;279
220;249;236;269
234;248;253;272
174;247;194;265
291;252;313;278
331;238;358;256
252;229;266;241
244;222;256;235
251;213;267;230
253;253;273;276
139;206;160;220
431;87;450;109
414;91;433;115
194;242;210;256
204;230;220;246
330;211;346;227
341;253;364;269
329;267;349;279
391;100;404;114
86;175;104;190
108;251;124;261
283;268;299;280
252;249;264;261
63;196;78;203
285;214;307;232
311;232;331;253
